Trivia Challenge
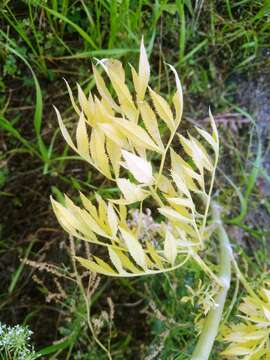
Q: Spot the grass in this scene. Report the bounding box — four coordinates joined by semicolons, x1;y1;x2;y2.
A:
0;0;269;359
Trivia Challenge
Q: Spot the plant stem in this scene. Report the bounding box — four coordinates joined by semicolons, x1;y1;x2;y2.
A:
155;131;175;192
69;237;112;360
191;202;232;360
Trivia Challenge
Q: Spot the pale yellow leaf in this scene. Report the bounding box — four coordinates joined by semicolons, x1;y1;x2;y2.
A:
54;106;94;166
164;230;177;265
118;204;127;224
171;171;190;197
139;101;164;150
121;150;153;185
146;242;163;269
149;87;175;132
108;248;124;274
134;145;146;159
170;148;202;191
53;196;98;241
76;112;89;158
156;174;176;196
130;65;140;100
64;79;80;115
179;134;211;173
51;196;79;233
77;83;94;125
93;96;113;124
92;64;119;111
137;37;150;101
190;136;213;172
116;178;148;203
101;96;114;116
102;59;138;122
119;227;147;270
104;59;125;83
94;256;117;273
196;126;218;154
261;288;270;303
174;228;195;247
79;192;99;220
158;206;191;224
166;201;192;220
114;249;141;273
98;122;126;147
167;64;183;126
95;193;108;230
90;128;111;178
106;139;121;178
209;108;219;144
65;195;109;238
166;197;195;210
76;256;117;276
174;223;197;239
107;202;118;237
118;94;139;123
221;345;251;356
114;117;162;153
178;134;195;159
225;329;266;343
263;307;270;321
54;106;76;152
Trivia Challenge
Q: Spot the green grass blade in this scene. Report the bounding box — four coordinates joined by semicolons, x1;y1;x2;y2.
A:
227;107;262;225
8;240;35;294
37;338;73;357
1;7;38;57
177;0;186;61
0;35;48;162
49;48;138;60
179;38;208;64
41;5;98;49
0;115;37;155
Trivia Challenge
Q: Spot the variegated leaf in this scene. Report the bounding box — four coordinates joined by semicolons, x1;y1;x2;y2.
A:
121;150;153;185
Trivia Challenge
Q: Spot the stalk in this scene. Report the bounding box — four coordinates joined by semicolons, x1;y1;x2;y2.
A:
191;202;232;360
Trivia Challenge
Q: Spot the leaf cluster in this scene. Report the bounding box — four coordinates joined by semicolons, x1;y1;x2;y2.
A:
51;39;219;279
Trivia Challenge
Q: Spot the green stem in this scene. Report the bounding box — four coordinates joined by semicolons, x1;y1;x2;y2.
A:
191;202;232;360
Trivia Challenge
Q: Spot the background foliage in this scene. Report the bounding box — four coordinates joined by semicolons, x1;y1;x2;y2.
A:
0;1;269;359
